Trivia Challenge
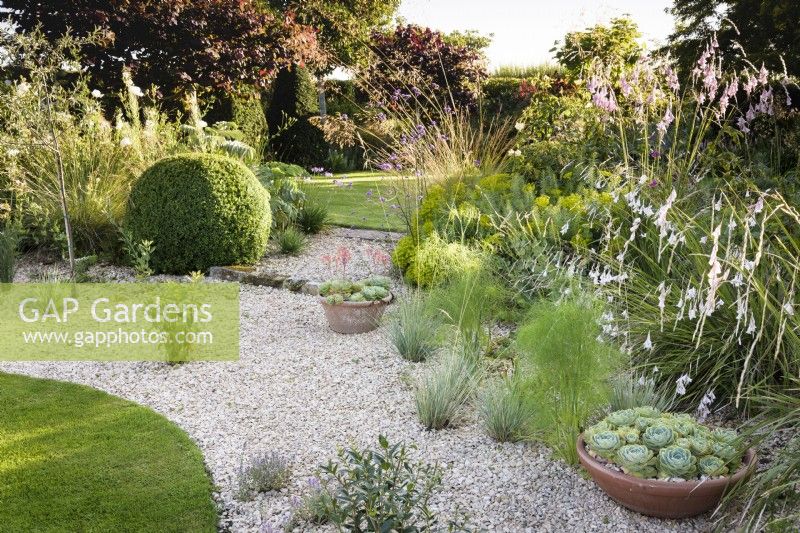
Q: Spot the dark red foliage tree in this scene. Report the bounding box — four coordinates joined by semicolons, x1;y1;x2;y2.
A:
2;0;322;96
366;24;487;108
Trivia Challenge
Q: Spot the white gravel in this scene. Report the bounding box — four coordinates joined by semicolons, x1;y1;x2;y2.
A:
3;232;710;532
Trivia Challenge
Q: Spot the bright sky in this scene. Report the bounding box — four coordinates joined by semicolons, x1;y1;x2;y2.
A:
397;0;675;70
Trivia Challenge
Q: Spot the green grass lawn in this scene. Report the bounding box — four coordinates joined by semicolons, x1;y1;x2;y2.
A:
303;172;408;232
0;373;217;532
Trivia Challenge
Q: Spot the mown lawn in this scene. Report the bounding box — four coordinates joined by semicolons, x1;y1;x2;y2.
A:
303;171;407;232
0;373;218;533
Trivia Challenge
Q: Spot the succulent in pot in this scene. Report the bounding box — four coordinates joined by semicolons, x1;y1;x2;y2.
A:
578;407;756;518
318;246;393;334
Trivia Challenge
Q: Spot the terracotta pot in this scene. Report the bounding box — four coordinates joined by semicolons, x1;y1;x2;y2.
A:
577;435;756;518
319;294;392;334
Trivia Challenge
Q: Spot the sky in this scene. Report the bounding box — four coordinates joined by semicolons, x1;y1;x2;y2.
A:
397;0;675;70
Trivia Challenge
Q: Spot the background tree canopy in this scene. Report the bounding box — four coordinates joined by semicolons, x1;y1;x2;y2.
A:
264;0;400;70
668;0;800;77
1;0;322;97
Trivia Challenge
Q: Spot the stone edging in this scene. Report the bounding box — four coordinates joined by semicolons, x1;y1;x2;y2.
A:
208;266;321;296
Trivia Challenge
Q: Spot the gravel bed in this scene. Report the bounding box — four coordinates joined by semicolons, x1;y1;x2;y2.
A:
259;227;399;283
4;232;709;532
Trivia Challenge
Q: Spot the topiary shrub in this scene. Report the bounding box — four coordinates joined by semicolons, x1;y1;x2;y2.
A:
126;153;271;274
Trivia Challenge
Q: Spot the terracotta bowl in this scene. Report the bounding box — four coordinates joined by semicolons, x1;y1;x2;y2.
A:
319;294;392;334
577;435;756;519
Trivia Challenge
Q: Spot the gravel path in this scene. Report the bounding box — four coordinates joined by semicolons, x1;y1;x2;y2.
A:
3;232;710;532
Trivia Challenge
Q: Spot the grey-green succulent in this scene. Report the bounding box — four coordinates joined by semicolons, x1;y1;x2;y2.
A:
616;445;657;478
606;409;637;428
583;407;743;481
587;431;622;460
642;424;676;450
712;441;740;465
634;416;656;431
617;426;640;444
688;436;713;456
657;446;697;479
698;456;729;477
712;427;739;444
633;406;661;418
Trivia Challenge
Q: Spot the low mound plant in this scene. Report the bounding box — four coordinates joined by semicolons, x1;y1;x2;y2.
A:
584;408;745;480
274;226;306;255
126;153;271;274
404;233;484;289
296;201;328;234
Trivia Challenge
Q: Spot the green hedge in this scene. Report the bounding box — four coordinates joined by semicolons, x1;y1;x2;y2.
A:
126;153;271;274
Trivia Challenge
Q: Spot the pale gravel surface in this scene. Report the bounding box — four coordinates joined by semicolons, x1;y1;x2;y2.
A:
4;232;710;533
259;227;400;283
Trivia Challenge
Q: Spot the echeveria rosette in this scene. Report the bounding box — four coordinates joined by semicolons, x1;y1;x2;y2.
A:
642;424;676;451
635;416;656;431
633;406;661;418
688;436;713;456
587;431;622;460
698;456;729;477
606;409;637;428
615;445;657;479
669;417;699;438
657;446;698;479
676;437;692;449
712;428;739;444
712;441;743;471
583;420;611;442
616;426;640;444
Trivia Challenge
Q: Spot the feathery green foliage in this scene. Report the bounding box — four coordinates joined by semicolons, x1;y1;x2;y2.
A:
517;297;623;464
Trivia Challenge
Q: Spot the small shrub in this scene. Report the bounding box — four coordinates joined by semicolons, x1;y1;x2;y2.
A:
120;229;154;279
405;233;484;289
317;435;446;531
288;477;336;527
415;341;482;430
72;255;98;282
479;379;530;443
516;297;624;464
236;452;291;500
274;226;306;255
389;293;440;362
0;223;21;283
391;234;417;273
295;201;328;234
126;153;271;274
609;372;673;412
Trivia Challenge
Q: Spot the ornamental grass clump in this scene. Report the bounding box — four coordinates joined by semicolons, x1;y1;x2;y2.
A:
415;339;482;430
584;407;745;480
479;379;530;443
388;293;439;362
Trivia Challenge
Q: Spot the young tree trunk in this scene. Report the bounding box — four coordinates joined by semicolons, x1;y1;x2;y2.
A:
317;76;328;124
45;93;76;274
